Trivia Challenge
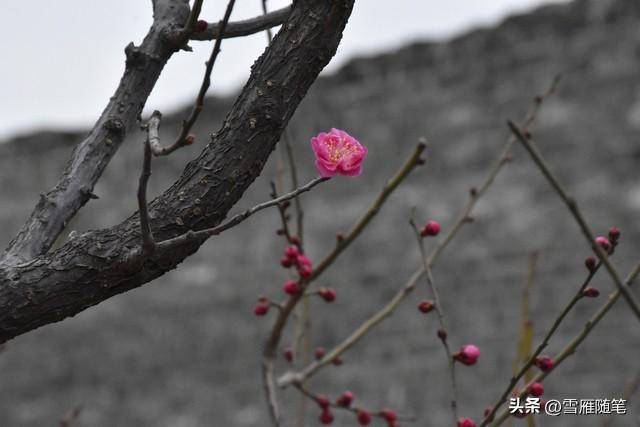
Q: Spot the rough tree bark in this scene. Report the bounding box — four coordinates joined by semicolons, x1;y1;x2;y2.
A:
0;0;355;343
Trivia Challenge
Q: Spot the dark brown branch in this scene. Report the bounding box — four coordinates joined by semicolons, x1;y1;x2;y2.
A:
138;130;155;256
190;6;291;41
153;177;328;251
1;0;192;265
172;0;236;150
0;0;355;344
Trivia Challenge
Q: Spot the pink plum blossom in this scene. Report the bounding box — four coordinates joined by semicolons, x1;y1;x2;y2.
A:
310;128;367;177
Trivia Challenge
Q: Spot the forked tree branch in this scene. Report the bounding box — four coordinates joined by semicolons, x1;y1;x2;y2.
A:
0;0;355;344
1;0;192;265
190;6;291;41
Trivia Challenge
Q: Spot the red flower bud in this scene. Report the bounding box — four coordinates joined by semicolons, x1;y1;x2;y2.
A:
582;287;600;298
332;356;343;366
283;280;301;295
453;344;480;366
336;391;354;407
458;417;477;427
298;264;313;279
381;409;397;422
534;355;554;372
528;382;544;397
194;20;208;32
318;287;337;302
319;409;334;424
357;409;372;425
609;226;621;243
285;245;300;259
420;220;441;237
483;406;494;420
280;257;293;268
253;298;270;316
316;394;330;409
437;328;448;341
584;256;597;273
418;300;435;313
595;236;612;254
314;347;326;360
283;346;294;363
184;134;195;145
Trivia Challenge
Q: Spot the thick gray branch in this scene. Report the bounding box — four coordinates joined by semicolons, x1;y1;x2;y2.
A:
1;0;191;265
0;0;354;344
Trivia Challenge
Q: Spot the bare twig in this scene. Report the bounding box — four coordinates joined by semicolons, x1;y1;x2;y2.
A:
171;0;236;153
138;129;155;256
190;6;290;41
508;122;640;320
490;261;640;426
59;404;82;427
409;215;458;425
512;253;538;381
277;272;418;387
481;260;603;426
155;177;329;252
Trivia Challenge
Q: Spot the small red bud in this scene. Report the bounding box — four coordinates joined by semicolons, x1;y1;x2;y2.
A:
184;134;195;145
283;280;301;295
336;233;345;242
319;409;334;424
284;245;300;259
420;220;441;237
316;394;330;409
528;382;544;397
609;226;621;243
357;409;372;425
437;328;448;341
483;406;494;420
584;256;597;273
194;19;208;32
298;264;313;278
283;346;294;363
331;356;343;366
381;409;397;422
253;299;270;316
534;355;554;372
595;236;612;254
336;391;354;407
280;257;293;268
458;417;477;427
582;287;600;298
314;347;326;360
418;300;435;313
523;129;532;139
318;287;337;303
453;344;480;366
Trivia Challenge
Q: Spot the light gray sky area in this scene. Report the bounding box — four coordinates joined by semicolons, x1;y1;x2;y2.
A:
0;0;566;140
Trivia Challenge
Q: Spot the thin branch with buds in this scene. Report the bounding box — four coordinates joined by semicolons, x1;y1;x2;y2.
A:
481;260;604;426
170;0;236;152
508;122;640;320
490;261;640;426
409;215;458;425
262;142;426;426
293;382;415;423
154;177;329;252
